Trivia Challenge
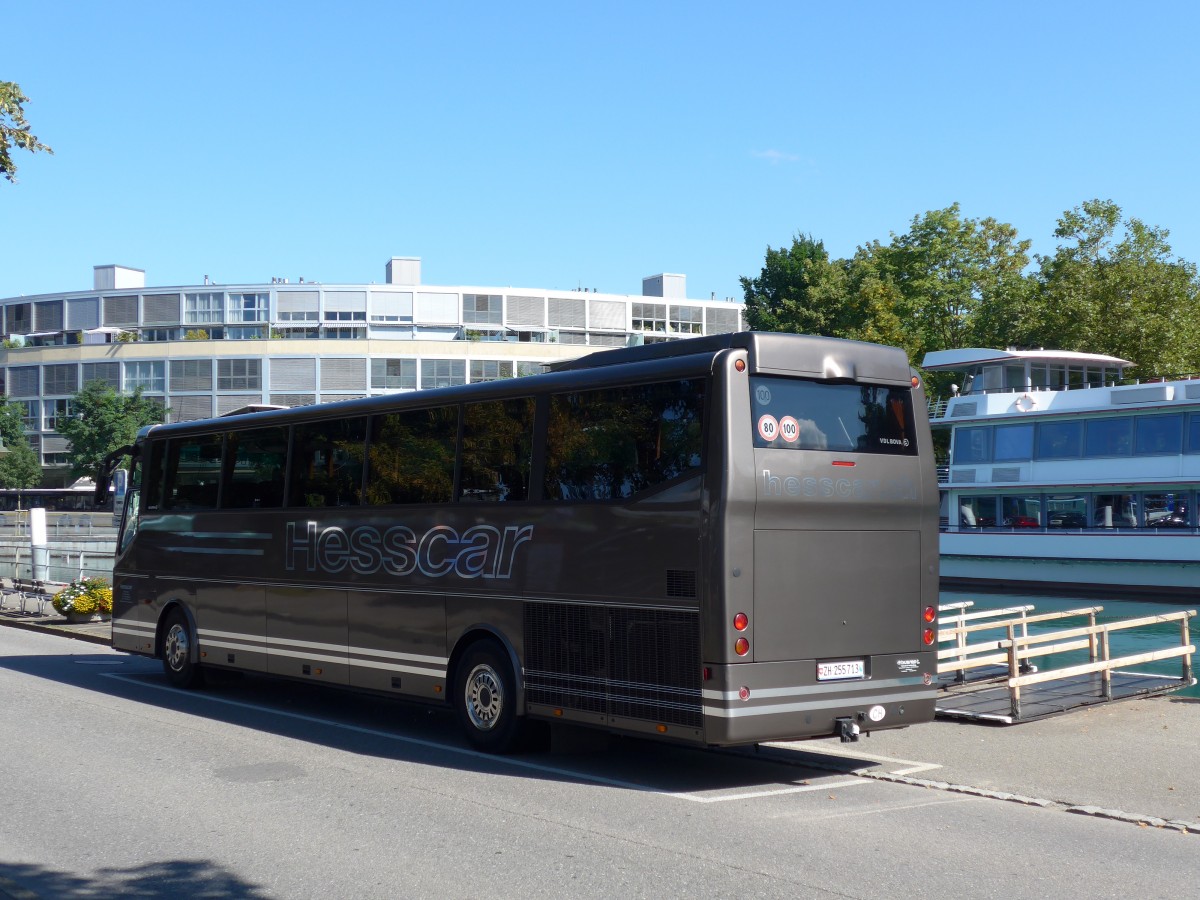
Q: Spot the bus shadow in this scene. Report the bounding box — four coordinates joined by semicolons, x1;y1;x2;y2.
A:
0;859;270;899
0;651;872;796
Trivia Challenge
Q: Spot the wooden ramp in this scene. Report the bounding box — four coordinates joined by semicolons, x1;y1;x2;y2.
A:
934;601;1196;724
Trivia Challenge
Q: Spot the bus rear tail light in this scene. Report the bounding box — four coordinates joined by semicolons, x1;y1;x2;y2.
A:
923;606;936;623
738;686;750;701
922;628;935;645
734;638;749;656
733;612;748;631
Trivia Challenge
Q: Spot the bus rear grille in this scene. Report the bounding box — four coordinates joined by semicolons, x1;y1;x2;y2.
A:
666;569;697;598
524;603;702;728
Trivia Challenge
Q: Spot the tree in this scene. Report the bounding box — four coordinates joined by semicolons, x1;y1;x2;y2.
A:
1;81;53;183
58;381;167;483
1032;200;1200;377
739;235;852;336
0;400;41;488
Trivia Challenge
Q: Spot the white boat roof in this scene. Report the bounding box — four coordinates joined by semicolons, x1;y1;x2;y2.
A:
922;348;1132;371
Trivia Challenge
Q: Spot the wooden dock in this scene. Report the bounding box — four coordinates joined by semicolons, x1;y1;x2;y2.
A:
934;601;1196;724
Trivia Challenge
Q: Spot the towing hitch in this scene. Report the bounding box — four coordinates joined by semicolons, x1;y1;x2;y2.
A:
836;717;861;743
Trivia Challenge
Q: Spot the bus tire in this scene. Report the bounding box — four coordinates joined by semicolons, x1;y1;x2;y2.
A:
454;641;521;754
161;609;204;689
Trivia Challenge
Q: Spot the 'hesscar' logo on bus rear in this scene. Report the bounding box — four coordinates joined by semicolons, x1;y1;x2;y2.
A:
285;521;534;579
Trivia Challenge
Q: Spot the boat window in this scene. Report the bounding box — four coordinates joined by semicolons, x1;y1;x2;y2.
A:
1000;496;1041;528
958;495;996;527
1045;495;1086;529
993;424;1033;461
1134;416;1183;455
1004;365;1026;390
1084;417;1133;457
952;426;990;464
1143;493;1191;528
1035;421;1082;459
1186;414;1200;454
1092;493;1137;528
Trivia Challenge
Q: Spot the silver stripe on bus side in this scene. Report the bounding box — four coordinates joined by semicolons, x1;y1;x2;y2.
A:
702;689;935;718
700;676;925;701
195;627;449;672
113;622;156;637
161;546;266;556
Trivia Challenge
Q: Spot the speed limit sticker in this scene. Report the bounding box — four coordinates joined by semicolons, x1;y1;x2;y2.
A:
779;416;800;443
757;415;779;441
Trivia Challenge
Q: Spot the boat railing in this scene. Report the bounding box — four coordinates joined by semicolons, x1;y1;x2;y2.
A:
940;524;1200;536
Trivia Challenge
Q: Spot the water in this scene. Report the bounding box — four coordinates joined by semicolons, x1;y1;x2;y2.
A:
939;588;1199;699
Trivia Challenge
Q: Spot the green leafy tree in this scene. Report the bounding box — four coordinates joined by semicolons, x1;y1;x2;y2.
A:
1032;199;1200;377
59;381;167;483
0;400;41;488
739;235;852;336
1;81;53;183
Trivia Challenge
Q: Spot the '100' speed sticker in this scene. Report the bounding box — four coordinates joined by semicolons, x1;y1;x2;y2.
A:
779;416;799;443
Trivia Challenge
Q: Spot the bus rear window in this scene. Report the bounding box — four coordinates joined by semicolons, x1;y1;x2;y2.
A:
750;376;917;455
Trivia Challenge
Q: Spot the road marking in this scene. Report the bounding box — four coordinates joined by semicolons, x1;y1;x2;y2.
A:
101;673;886;804
764;742;943;777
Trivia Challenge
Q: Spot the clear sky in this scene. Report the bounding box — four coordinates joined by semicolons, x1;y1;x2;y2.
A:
5;1;1199;304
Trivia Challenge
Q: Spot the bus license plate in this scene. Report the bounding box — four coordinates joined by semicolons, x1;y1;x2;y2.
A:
817;660;865;681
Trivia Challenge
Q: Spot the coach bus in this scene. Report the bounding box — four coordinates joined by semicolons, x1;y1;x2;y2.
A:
104;332;940;753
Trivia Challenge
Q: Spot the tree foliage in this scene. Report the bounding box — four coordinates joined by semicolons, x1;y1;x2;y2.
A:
0;400;41;488
59;381;167;483
741;200;1200;378
1;81;53;183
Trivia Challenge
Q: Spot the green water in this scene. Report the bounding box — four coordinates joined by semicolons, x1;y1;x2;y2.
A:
939;589;1199;699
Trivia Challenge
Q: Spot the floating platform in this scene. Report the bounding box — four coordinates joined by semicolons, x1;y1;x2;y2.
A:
934;601;1195;724
937;670;1195;724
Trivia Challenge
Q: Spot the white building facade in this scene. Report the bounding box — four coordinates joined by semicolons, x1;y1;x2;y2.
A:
0;259;744;483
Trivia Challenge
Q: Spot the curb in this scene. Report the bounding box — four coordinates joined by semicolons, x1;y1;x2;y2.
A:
0;617;111;647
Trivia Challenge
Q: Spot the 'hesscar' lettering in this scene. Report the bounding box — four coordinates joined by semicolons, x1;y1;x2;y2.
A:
285;521;534;579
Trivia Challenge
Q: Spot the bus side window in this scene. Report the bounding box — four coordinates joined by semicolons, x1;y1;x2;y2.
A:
545;379;704;501
164;434;224;510
460;398;534;502
143;441;165;511
289;418;367;507
365;406;457;505
223;426;288;509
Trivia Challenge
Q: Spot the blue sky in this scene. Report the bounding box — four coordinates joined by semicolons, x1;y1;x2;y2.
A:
5;1;1199;303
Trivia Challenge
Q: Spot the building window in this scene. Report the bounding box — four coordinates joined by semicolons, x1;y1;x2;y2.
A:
17;400;39;432
42;364;78;395
275;326;319;339
420;359;466;389
322;326;366;340
469;360;513;382
217;359;262;391
226;326;266;340
463;294;502;325
323;310;366;322
669;306;703;334
124;361;165;393
632;302;667;333
184;292;224;324
141;328;181;342
278;310;318;322
43;398;74;432
228;292;268;323
42;452;70;467
370;358;417;390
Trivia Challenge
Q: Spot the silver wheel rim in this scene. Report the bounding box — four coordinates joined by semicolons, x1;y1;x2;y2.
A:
165;623;190;672
465;663;504;731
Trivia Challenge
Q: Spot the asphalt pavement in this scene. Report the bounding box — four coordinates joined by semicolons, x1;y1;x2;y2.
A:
3;607;1197;836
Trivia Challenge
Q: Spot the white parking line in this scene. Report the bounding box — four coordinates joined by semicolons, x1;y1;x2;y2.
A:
102;673;892;804
765;742;943;777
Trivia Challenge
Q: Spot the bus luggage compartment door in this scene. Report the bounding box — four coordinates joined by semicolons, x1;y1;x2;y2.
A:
752;529;921;661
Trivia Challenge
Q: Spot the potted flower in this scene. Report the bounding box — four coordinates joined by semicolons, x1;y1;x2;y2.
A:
52;577;114;623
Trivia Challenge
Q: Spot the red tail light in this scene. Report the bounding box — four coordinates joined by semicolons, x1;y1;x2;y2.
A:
923;628;935;645
923;606;936;623
733;612;748;631
734;638;750;656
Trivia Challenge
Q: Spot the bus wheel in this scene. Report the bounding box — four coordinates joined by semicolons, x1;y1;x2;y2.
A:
161;610;204;689
455;642;520;753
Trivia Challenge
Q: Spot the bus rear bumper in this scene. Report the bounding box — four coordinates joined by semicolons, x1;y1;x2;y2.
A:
700;657;937;746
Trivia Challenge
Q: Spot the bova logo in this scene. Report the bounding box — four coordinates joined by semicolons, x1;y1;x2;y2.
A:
285;521;534;579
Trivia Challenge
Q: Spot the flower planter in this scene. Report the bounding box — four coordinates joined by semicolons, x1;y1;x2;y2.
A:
65;611;107;625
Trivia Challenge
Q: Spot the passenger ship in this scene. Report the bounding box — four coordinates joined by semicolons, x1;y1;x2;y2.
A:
922;347;1200;597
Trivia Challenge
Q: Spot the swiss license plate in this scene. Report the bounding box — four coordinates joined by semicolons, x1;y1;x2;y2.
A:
817;660;865;681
